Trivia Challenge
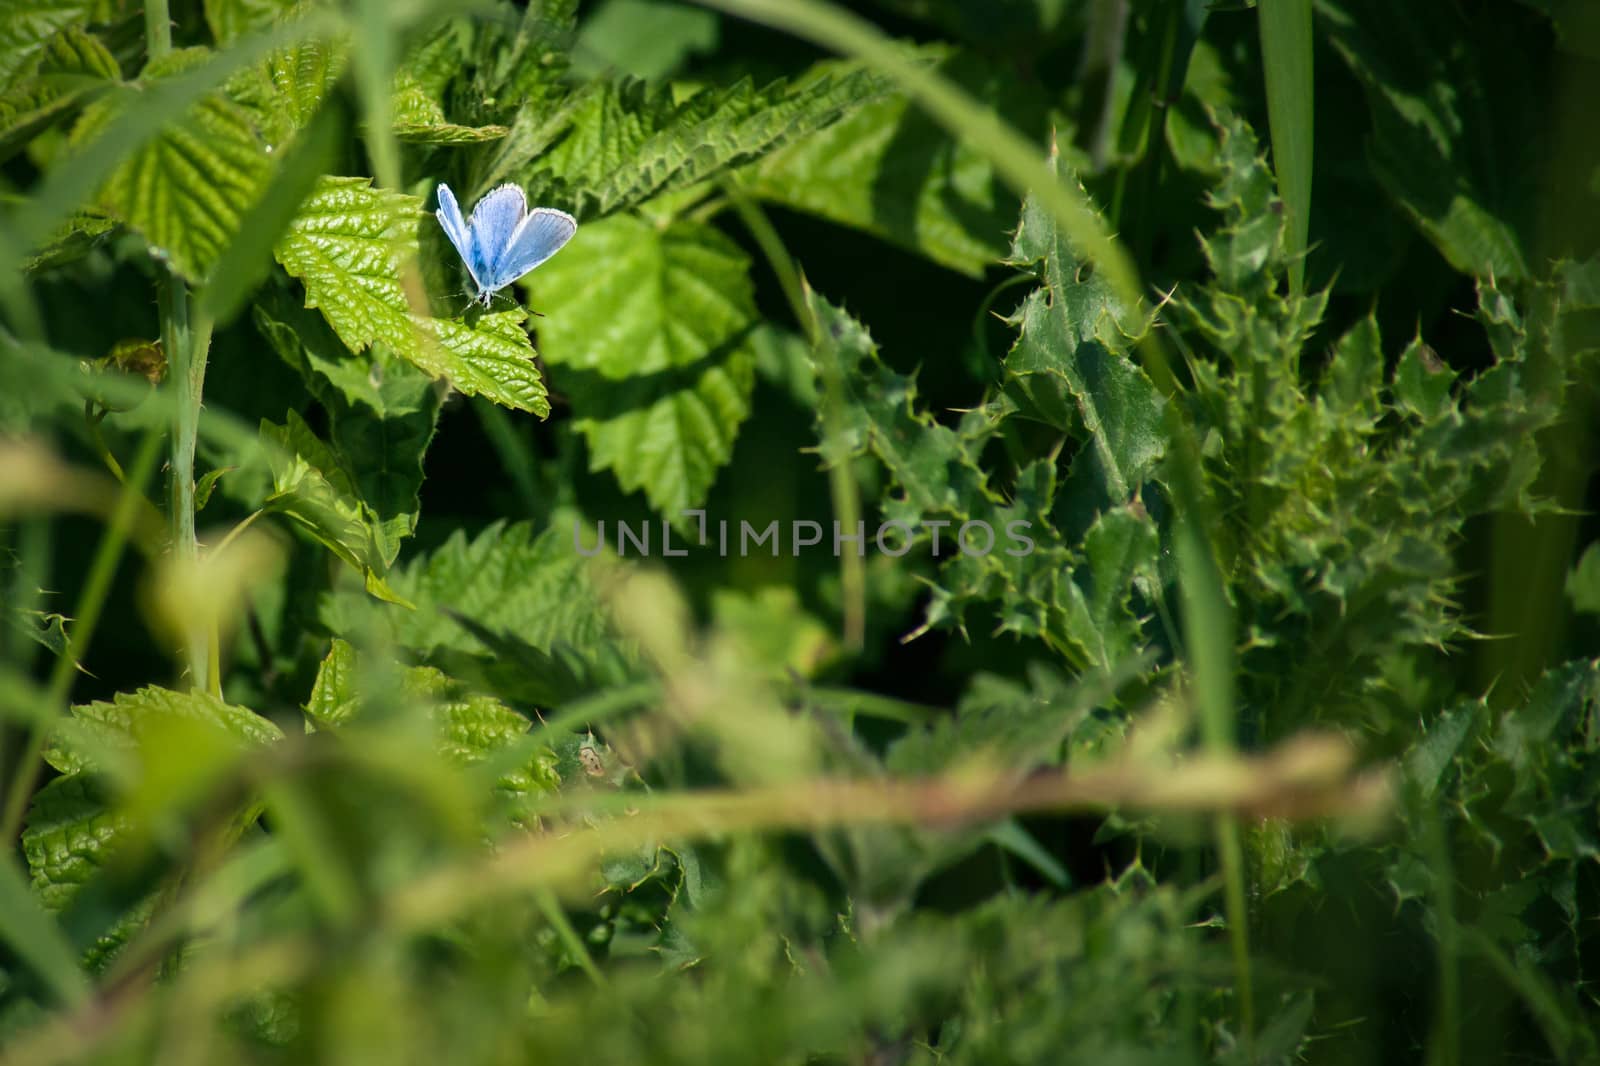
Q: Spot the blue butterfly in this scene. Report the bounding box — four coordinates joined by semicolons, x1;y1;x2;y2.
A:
435;183;577;307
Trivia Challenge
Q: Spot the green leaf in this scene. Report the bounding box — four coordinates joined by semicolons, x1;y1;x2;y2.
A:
254;295;440;543
204;0;300;45
1567;542;1600;616
259;411;410;601
1001;144;1166;507
572;0;717;81
525;65;884;217
530;213;758;513
0;0;94;94
19;207;117;271
43;685;285;776
0;25;119;162
320;520;629;693
389;29;506;144
69;48;274;284
742;51;1031;277
809;291;1156;664
21;774;130;911
306;641;561;800
274;176;550;414
1319;0;1536;279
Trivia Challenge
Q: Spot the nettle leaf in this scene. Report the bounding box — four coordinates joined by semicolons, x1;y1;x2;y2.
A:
524;66;884;217
809;291;1157;666
254;297;439;552
306;640;561;801
204;0;300;45
0;25;119;162
22;773;131;911
573;0;717;80
21;208;117;271
44;685;284;776
320;520;635;705
1002;140;1165;508
530;213;758;514
743;51;1036;277
260;411;410;603
391;30;506;144
70;48;273;283
1320;0;1539;279
274;176;549;414
0;0;94;94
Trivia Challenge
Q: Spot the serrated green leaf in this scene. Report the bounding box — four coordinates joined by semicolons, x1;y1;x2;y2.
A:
19;207;117;271
305;636;359;725
254;295;439;547
204;0;300;45
1002;144;1165;507
69;48;274;283
259;411;410;600
809;292;1154;663
43;685;284;776
1319;0;1535;279
320;520;630;699
21;774;130;911
306;642;561;800
0;0;94;94
0;25;118;162
526;65;884;217
530;213;757;513
274;176;550;413
743;51;1031;277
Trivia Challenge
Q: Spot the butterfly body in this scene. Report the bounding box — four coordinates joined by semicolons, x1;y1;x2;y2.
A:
435;183;577;307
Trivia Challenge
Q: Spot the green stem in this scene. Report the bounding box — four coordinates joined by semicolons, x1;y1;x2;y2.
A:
145;0;172;60
1258;0;1314;296
722;180;865;652
0;430;165;844
534;888;606;987
1422;803;1460;1066
162;275;214;692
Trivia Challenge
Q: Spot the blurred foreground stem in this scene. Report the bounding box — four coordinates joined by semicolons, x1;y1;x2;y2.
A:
161;275;217;695
0;431;165;843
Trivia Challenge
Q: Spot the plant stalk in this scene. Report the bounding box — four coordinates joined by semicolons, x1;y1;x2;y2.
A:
0;430;165;843
144;0;172;60
162;275;215;692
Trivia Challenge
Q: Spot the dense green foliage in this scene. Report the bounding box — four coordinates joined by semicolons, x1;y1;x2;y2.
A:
1;0;1598;1063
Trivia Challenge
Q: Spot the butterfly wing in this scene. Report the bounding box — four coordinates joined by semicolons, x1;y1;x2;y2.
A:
466;184;529;293
489;207;578;290
434;184;487;292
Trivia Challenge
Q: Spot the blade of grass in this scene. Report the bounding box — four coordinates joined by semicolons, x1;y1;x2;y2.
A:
0;852;91;1008
1259;0;1314;295
0;428;165;844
